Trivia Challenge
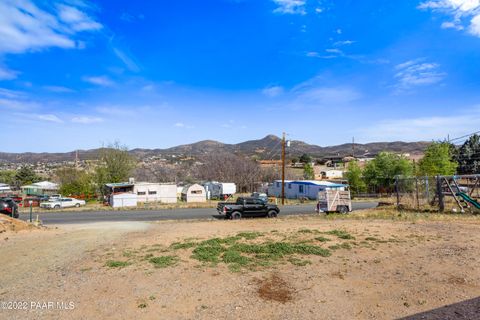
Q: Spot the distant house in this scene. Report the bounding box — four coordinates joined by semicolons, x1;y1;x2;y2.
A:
320;170;344;180
21;181;59;196
0;183;12;195
181;184;206;203
268;180;347;200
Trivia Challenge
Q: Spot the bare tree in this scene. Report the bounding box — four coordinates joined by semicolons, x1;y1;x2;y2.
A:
195;153;262;192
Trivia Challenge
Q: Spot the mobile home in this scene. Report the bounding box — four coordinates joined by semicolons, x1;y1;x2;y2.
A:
203;181;236;200
268;180;347;200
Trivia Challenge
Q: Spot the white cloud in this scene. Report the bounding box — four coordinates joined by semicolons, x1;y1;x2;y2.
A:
0;66;19;80
72;116;103;124
470;13;480;35
419;0;480;37
57;4;102;32
174;122;194;129
272;0;306;15
0;0;102;54
262;85;284;97
296;87;361;105
315;7;324;13
0;88;24;99
113;48;140;72
334;40;355;46
38;114;63;123
83;76;114;87
325;48;343;54
43;85;75;93
362;111;480;141
441;21;464;29
394;59;446;91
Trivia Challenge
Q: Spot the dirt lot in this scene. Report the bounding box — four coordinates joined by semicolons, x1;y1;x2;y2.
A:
1;211;480;319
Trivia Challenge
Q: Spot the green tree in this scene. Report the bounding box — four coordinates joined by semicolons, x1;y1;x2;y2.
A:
299;153;312;164
0;170;16;185
457;134;480;174
14;166;40;186
363;152;413;193
56;167;95;196
94;142;136;194
345;161;366;196
303;163;315;180
418;142;457;176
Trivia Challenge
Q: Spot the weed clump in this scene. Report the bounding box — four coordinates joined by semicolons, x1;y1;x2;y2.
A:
105;260;131;268
149;256;179;268
326;229;356;240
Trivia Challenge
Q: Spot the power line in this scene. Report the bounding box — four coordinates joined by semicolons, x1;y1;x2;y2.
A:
449;130;480;143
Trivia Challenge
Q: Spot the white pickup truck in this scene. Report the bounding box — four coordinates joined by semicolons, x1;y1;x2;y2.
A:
40;197;86;209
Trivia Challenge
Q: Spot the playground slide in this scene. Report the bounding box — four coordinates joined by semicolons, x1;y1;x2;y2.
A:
457;192;480;209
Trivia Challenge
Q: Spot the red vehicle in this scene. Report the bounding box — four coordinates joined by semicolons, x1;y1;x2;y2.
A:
8;195;23;207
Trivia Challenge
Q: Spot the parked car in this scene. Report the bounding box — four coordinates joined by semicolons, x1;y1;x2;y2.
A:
217;197;280;219
48;194;62;201
8;195;23;207
40;197;86;209
251;192;268;203
0;198;19;218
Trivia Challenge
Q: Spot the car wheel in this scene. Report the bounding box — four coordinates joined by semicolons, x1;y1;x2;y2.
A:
54;205;60;209
267;210;278;218
231;211;242;220
337;206;348;214
75;203;81;207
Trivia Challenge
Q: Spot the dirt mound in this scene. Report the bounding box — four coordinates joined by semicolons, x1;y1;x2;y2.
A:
257;274;294;303
0;216;36;233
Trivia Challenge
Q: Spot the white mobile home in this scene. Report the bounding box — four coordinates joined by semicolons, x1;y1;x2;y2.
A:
134;182;177;203
268;180;347;200
321;170;344;179
181;184;206;203
203;181;236;200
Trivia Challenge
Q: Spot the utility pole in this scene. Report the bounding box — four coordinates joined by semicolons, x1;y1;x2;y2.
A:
352;137;355;158
281;132;286;205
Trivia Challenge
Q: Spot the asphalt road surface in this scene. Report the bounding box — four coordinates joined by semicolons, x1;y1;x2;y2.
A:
18;201;378;225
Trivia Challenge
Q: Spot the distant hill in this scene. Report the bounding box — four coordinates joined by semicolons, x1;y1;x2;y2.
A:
0;135;430;164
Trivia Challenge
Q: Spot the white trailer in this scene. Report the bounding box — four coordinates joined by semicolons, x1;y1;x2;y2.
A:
203;182;237;200
316;189;352;214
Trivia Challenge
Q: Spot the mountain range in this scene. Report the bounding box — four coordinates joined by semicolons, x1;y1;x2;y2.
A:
0;135;430;164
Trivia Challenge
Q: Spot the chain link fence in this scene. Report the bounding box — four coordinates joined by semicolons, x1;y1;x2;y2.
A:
395;175;480;213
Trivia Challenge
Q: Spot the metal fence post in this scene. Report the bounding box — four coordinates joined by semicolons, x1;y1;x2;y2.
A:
415;177;420;211
436;176;444;213
395;176;400;210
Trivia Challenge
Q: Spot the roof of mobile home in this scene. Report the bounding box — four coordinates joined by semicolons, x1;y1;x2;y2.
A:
273;180;347;188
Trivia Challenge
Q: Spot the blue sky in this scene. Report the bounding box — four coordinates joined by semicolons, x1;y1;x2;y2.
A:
1;0;480;152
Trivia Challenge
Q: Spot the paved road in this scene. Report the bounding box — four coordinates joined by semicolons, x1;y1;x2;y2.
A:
18;202;377;225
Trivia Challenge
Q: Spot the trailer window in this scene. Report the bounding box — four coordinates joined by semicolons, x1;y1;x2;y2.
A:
299;185;304;193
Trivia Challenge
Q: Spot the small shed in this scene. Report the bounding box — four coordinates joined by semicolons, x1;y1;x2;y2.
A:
110;193;138;208
181;184;206;203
